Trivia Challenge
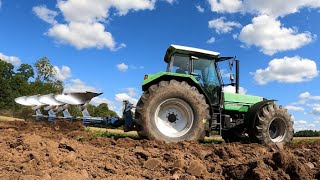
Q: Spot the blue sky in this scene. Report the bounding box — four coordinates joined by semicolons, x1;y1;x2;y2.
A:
0;0;320;130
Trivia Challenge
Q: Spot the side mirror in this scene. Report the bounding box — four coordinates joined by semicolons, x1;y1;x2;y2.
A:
229;58;234;70
230;74;235;84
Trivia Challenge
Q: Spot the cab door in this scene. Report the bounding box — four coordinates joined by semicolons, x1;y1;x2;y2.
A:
193;58;221;105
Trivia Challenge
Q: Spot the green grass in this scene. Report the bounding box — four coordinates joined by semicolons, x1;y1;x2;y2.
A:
86;128;141;140
291;137;320;144
86;127;224;143
74;136;87;142
203;138;224;144
85;127;320;144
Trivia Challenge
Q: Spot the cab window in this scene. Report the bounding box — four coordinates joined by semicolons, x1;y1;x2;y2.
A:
168;54;190;74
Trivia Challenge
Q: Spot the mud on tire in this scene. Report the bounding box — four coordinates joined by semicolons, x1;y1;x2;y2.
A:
134;80;210;142
252;103;293;144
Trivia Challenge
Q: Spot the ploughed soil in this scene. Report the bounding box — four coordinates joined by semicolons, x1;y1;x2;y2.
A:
0;120;319;180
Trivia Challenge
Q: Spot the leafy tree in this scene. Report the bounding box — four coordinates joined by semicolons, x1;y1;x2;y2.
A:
33;57;63;94
0;57;118;120
16;63;34;80
68;105;82;117
66;103;118;118
294;130;320;137
34;57;56;82
0;60;14;109
92;103;118;117
0;57;63;118
0;60;14;80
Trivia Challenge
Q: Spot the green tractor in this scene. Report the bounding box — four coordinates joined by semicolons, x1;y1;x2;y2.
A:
135;45;293;145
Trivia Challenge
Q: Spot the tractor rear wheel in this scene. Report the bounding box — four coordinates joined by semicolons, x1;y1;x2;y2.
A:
135;80;210;142
251;103;293;144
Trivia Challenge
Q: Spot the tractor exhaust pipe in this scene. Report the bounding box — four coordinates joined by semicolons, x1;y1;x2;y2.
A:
236;60;240;94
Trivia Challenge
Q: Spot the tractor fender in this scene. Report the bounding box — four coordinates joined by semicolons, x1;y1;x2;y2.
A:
245;100;276;131
142;74;213;106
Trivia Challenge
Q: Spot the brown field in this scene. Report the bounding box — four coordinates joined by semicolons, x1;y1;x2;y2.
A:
0;118;319;179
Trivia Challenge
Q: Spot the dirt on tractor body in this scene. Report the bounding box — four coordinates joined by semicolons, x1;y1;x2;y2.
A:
0;120;319;180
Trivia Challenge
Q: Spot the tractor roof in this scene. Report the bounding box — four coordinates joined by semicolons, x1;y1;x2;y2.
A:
164;44;220;62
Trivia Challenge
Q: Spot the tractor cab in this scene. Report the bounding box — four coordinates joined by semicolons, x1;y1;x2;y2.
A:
164;45;237;105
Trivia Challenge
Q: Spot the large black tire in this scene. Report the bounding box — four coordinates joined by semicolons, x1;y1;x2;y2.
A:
135;80;210;142
251;103;293;144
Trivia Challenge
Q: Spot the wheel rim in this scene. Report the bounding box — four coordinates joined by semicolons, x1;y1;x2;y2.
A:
154;98;194;138
268;118;287;143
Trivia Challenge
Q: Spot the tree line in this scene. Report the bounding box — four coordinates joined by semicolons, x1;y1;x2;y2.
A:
294;130;320;137
0;58;117;119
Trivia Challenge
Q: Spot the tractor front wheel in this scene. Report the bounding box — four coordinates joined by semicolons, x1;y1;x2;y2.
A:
135;80;210;142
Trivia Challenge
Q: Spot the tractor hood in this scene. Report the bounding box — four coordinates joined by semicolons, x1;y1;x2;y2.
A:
224;92;263;112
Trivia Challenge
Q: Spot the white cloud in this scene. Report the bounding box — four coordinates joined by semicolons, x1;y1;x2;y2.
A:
311;104;320;115
0;52;22;66
64;78;98;93
164;0;177;5
253;56;318;85
285;105;304;111
116;63;129;72
223;85;247;94
207;2;319;55
114;88;140;116
57;0;155;22
115;88;139;104
48;22;116;50
288;91;320;107
91;97;117;111
33;5;58;25
116;63;144;72
239;15;313;55
208;17;241;34
130;65;144;70
314;119;320;124
299;92;311;99
208;0;243;13
295;120;307;124
111;43;126;52
294;119;316;131
232;33;238;39
299;92;320;101
34;0;158;50
207;37;216;44
126;88;138;97
115;93;138;105
196;5;205;13
207;0;320;17
54;65;72;81
244;0;320;17
109;0;156;16
56;0;109;23
104;87;138;117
